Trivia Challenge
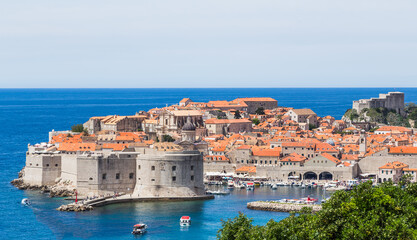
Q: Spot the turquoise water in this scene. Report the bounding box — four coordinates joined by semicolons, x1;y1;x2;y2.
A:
1;88;417;239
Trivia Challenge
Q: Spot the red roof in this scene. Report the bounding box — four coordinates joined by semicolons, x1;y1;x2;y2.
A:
181;216;190;220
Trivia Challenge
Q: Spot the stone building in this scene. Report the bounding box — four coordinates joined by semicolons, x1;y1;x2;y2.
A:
205;118;252;135
22;142;206;198
84;115;146;134
352;92;405;116
232;97;278;114
285;109;317;127
155;110;204;138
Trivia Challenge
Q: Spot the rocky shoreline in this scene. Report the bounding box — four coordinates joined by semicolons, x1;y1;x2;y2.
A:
247;201;322;213
11;168;75;198
57;203;93;212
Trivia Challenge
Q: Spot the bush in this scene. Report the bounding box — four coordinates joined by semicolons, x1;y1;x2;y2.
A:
255;107;265;115
252;118;260;125
162;134;175;142
71;124;84;132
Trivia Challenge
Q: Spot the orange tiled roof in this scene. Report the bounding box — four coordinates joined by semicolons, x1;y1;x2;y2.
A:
389;146;417;154
235;166;256;173
58;142;96;152
281;153;306;162
379;161;408;169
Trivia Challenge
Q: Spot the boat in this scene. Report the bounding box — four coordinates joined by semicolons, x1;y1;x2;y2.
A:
21;198;30;206
301;197;318;204
271;184;278;190
180;216;191;227
227;180;235;189
132;224;147;235
235;183;245;189
246;182;254;191
254;181;261;186
206;190;230;195
276;182;285;186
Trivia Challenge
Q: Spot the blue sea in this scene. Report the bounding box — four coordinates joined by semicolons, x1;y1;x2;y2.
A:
1;88;417;239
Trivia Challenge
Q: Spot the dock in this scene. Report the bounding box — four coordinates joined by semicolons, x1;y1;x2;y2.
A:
57;194;214;211
247;201;322;213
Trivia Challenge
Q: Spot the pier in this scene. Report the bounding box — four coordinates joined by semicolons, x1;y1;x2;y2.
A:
247;201;322;213
57;194;215;211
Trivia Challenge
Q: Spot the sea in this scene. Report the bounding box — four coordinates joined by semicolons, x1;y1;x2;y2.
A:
1;88;417;240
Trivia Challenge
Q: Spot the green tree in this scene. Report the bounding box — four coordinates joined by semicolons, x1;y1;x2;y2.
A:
162;134;175;142
71;124;84;132
234;110;242;119
218;181;417;240
252;118;260;125
255;107;265;115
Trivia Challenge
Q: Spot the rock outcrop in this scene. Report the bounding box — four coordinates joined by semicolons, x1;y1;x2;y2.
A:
11;169;75;198
57;203;93;212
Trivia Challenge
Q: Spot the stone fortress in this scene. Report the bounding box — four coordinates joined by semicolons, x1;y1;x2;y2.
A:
20;117;207;199
352;92;405;115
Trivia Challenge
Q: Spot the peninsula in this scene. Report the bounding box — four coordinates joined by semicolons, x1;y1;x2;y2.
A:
11;94;417;209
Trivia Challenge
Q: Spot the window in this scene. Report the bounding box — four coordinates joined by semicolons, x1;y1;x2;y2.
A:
89;177;93;180
191;175;194;181
172;166;176;171
46;164;49;167
138;165;141;170
102;174;106;180
116;173;120;179
55;164;58;167
151;179;155;181
129;173;134;179
151;166;155;171
36;164;39;166
172;176;176;181
191;165;194;170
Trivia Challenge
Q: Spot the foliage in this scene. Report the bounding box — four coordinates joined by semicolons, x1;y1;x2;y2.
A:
71;124;84;133
66;133;73;138
162;134;175;142
255;107;265;115
252;118;260;125
82;128;89;136
344;109;359;122
308;123;317;130
234;110;242;119
217;181;417;240
369;126;379;132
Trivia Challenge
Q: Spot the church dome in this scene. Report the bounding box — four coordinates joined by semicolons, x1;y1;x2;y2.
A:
326;138;335;146
182;116;196;131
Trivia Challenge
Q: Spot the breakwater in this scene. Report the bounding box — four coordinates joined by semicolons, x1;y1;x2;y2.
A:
247;201;322;212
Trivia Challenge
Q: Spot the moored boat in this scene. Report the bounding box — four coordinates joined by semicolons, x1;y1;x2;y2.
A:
246;182;254;190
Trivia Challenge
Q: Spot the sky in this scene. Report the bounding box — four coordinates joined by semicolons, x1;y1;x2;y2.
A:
0;0;416;88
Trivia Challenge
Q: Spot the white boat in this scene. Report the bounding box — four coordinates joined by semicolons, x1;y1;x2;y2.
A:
227;180;235;189
206;190;230;195
235;183;245;189
246;182;254;190
21;198;30;206
271;184;278;190
276;182;285;186
132;224;147;235
180;216;191;227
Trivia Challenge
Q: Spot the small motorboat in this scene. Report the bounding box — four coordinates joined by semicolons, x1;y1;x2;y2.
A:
246;182;254;191
271;184;278;190
180;216;191;227
21;198;30;206
206;190;230;195
227;180;235;189
132;223;147;235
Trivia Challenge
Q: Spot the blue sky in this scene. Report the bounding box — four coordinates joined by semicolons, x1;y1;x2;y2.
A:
0;0;416;88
